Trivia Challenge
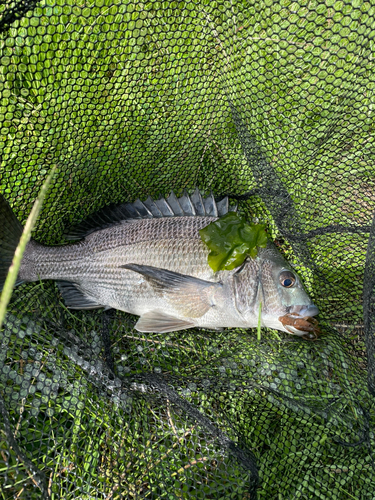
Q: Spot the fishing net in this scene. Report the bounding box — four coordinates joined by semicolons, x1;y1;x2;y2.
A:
0;0;374;498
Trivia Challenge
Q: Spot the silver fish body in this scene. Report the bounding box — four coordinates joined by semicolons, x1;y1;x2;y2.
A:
2;190;318;335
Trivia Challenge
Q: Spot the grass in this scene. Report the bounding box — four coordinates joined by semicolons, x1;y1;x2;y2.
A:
0;0;375;498
0;167;55;330
1;288;374;499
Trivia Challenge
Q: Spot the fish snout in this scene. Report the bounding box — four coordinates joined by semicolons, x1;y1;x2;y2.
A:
288;304;319;318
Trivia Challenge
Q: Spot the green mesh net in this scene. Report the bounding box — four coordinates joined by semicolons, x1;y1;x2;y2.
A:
0;1;375;498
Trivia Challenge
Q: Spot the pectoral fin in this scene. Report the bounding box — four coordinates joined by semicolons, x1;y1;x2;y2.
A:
121;264;222;318
135;311;195;333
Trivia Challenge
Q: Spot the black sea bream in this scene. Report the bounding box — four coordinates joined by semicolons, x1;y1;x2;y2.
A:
0;189;318;335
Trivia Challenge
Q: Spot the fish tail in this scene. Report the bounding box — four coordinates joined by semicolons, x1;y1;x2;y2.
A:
0;194;24;291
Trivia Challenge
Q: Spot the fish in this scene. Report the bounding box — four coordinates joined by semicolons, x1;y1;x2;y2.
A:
0;189;319;336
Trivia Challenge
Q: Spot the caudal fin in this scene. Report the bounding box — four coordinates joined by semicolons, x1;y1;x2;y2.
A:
0;194;23;291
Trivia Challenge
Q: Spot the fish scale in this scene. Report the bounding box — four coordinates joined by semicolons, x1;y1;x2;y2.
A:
25;218;217;282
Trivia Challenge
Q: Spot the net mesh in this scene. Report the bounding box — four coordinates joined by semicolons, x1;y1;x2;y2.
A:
0;0;375;498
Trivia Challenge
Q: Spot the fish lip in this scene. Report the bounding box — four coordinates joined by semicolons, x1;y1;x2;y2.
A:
288;304;319;318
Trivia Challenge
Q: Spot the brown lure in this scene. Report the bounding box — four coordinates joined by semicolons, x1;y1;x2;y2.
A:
278;314;321;341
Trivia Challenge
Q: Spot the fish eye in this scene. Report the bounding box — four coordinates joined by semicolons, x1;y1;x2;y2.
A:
279;271;296;288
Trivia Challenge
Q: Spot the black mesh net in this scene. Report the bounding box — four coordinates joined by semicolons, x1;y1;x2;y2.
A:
1;1;375;498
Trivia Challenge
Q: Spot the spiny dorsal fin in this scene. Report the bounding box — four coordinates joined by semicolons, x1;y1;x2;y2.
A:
64;189;237;241
190;188;205;216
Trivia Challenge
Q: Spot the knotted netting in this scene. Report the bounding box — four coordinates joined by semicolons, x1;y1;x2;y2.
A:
0;0;375;498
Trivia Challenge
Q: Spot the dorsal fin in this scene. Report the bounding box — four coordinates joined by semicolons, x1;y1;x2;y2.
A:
64;190;237;241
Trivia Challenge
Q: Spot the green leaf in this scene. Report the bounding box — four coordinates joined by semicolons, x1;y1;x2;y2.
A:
199;212;268;272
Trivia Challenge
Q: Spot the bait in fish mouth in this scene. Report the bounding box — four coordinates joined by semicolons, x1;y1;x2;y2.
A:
0;189;319;336
279;314;321;340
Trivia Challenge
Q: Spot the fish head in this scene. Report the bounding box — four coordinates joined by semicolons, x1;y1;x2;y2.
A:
233;242;319;336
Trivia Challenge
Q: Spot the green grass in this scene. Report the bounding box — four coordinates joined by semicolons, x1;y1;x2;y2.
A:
1;286;374;499
0;167;55;331
0;0;375;498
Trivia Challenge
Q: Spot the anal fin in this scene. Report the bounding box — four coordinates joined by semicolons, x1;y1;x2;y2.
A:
135;311;195;333
57;281;104;310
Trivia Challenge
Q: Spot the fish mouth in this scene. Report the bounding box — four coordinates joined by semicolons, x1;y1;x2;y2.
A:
287;304;319;319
